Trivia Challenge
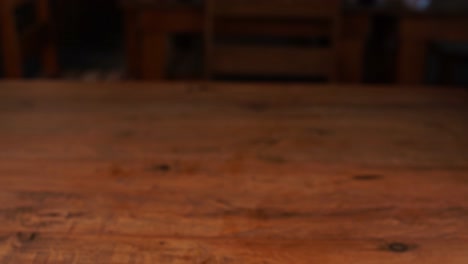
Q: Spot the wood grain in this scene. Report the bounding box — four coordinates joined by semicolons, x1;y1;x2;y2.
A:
0;82;467;263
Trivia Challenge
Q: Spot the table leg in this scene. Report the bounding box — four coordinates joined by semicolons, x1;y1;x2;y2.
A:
38;0;59;77
340;14;370;83
397;17;431;85
0;1;22;78
124;10;140;79
397;38;428;85
41;38;59;77
141;34;168;80
341;38;366;83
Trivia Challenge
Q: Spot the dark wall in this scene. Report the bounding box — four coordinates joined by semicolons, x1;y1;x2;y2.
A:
54;0;122;48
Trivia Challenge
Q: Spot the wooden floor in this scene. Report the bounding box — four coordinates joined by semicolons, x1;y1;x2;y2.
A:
0;81;467;263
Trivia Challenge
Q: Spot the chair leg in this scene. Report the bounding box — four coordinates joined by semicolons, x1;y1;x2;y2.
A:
38;0;59;78
42;38;60;77
437;54;456;86
0;2;23;78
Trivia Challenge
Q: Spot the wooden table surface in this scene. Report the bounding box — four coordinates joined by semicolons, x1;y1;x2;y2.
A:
1;82;468;263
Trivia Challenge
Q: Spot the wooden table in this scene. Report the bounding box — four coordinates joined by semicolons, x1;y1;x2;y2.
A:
1;82;468;263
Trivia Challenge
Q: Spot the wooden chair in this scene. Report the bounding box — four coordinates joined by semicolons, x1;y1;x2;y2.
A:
0;0;58;78
430;42;468;86
204;0;342;81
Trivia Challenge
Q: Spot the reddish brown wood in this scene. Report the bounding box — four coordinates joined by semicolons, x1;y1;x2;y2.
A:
0;0;23;78
340;13;370;83
141;34;167;80
0;81;467;262
139;7;204;34
37;0;58;77
211;46;334;77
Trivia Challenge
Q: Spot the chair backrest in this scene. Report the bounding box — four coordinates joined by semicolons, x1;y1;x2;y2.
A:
205;0;342;81
0;0;58;78
212;0;340;19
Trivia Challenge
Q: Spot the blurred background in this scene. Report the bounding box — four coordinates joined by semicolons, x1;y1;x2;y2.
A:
1;0;467;86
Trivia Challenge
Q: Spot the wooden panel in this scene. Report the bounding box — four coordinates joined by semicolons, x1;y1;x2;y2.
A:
141;34;167;79
216;19;332;38
139;8;203;33
399;17;468;41
205;0;342;81
213;45;334;77
212;0;341;19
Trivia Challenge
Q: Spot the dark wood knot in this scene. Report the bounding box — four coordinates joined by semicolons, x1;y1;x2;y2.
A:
16;232;37;242
387;242;412;253
353;174;383;181
149;164;171;172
